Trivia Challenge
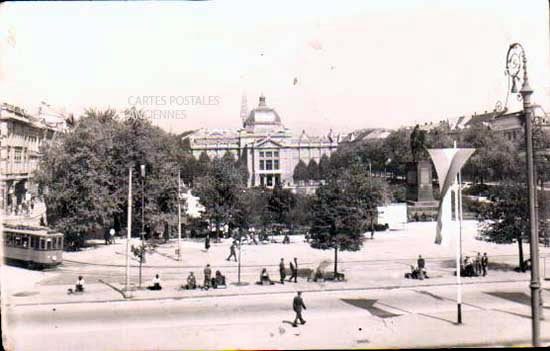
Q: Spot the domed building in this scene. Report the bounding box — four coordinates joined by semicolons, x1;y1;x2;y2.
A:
187;95;339;188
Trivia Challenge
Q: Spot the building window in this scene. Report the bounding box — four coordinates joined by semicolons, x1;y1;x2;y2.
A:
266;174;273;186
266;160;273;170
274;160;279;170
260;160;265;170
274;151;279;157
266;151;272;158
14;147;23;163
259;152;264;157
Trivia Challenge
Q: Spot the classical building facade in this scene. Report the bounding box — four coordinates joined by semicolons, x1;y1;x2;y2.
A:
186;95;339;187
0;103;63;214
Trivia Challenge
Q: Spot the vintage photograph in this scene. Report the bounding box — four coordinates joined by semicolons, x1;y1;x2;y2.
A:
1;0;549;349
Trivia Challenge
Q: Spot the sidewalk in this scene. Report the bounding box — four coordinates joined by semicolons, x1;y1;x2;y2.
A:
8;267;550;306
6;220;550;306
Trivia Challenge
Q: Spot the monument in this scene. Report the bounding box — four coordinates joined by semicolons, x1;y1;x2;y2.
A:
406;125;438;219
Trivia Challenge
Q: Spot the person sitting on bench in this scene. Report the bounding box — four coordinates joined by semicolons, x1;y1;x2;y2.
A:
211;270;226;288
184;272;197;289
463;256;475;277
148;274;162;290
258;268;274;285
76;276;85;292
405;265;418;279
68;276;85;294
282;234;290;244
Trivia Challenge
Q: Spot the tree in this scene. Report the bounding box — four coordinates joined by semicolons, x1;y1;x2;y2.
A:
310;163;387;276
379;127;413;178
35;109;118;248
233;187;269;232
306;159;320;182
293;160;308;184
479;181;529;270
318;154;331;180
268;183;297;233
460;126;520;184
193;157;244;241
35;108;183;248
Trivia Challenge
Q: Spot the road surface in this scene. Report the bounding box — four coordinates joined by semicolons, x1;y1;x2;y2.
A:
6;281;550;350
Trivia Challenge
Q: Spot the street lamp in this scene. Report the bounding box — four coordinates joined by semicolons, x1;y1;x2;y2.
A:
136;164;146;288
140;164;146;241
505;42;542;347
125;166;133;293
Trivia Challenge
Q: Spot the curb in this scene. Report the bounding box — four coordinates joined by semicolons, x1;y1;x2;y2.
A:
12;277;534;307
98;279;128;299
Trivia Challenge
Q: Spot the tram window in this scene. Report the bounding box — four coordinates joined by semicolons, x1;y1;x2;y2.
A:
40;239;45;250
46;240;52;250
6;234;14;246
22;236;29;248
15;236;21;247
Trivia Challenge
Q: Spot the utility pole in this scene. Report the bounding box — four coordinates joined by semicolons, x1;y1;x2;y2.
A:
125;167;132;292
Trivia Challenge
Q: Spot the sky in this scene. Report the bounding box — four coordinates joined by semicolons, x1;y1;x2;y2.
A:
0;0;549;136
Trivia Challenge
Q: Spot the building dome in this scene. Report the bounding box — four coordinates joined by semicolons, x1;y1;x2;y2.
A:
243;95;282;131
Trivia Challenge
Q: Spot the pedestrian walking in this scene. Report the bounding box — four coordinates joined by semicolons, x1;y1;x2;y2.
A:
292;291;307;327
481;252;489;277
203;264;212;289
205;234;210;251
279;258;286;284
104;229;110;245
417;255;425;280
289;257;298;283
226;241;237;261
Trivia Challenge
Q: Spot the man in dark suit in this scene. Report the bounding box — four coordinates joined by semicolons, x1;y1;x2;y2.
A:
417;255;425;280
279;258;286;284
226;241;237;261
289;257;298;283
293;291;307;326
203;264;212;289
481;252;489;276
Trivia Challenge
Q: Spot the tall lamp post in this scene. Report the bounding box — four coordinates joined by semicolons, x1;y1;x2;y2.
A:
140;164;146;241
505;43;542;347
138;164;146;288
125;166;133;292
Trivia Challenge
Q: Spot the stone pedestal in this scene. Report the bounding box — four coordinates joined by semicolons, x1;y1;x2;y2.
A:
407;161;435;202
406;161;438;220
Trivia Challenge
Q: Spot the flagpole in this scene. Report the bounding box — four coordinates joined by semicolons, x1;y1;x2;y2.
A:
454;141;462;324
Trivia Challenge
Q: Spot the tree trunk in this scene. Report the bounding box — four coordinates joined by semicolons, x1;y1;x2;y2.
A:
517;236;525;271
334;245;338;276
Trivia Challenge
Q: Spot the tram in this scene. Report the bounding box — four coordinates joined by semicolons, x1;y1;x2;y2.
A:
2;223;63;269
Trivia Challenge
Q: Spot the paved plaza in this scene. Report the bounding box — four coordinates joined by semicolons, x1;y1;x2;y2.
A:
4;220;550;303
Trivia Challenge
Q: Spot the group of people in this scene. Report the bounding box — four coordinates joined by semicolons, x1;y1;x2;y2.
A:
258;257;299;285
143;265;227;292
182;264;226;290
104;228;116;245
462;252;488;277
405;255;429;280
